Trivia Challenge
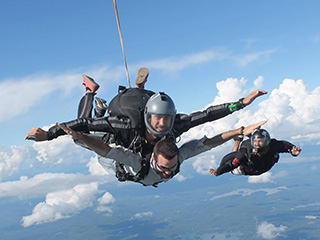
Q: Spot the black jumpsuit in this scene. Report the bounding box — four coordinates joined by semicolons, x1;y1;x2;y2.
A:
47;91;245;157
216;139;295;175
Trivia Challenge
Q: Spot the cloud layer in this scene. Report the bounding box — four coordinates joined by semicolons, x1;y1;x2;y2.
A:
1;60;320;227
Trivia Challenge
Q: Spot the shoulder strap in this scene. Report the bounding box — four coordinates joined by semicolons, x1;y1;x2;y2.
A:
115;154;153;186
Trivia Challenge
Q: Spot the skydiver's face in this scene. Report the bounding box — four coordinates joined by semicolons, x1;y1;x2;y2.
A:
153;153;178;178
253;138;265;149
150;114;172;133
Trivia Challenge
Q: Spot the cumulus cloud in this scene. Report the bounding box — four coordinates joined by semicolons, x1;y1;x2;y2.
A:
95;191;116;214
248;172;274;184
174;173;187;182
0;145;29;181
86;155;112;176
21;182;99;227
192;153;217;175
31;131;93;165
257;221;287;239
254;76;264;89
0;172;113;199
97;191;116;205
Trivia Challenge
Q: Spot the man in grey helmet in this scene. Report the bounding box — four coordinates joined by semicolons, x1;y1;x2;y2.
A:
26;70;267;161
26;88;266;154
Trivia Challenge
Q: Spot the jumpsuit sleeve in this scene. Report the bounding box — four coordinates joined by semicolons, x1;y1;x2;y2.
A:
273;139;295;153
178;137;211;163
173;100;245;136
47;116;132;140
103;147;143;173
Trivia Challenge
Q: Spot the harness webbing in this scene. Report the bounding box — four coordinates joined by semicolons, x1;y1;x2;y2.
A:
112;0;131;88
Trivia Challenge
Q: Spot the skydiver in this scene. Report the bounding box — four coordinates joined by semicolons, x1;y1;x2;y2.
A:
57;121;266;187
25;72;267;162
209;129;301;177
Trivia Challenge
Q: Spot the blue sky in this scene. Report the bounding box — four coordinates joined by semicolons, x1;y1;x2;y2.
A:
1;0;320;146
0;0;320;238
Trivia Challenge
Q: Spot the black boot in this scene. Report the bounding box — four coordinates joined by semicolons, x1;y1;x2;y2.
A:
94;97;108;117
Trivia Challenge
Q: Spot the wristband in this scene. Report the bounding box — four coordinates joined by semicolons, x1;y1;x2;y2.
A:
240;126;244;135
228;98;245;112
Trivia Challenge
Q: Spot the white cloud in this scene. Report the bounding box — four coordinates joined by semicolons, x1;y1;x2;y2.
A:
257;221;287;239
95;205;113;214
146;49;229;72
248;172;274;184
31;133;93;165
131;211;153;220
97;191;116;205
0;145;29;181
253;76;264;89
210;187;288;201
0;172;112;199
233;48;277;67
87;155;112;176
0;74;78;122
305;215;317;220
21;182;99;227
144;48;277;73
95;191;116;214
192;154;217;175
0;65;128;123
174;173;187;182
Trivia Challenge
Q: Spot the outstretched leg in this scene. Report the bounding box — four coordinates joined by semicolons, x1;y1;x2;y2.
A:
209;152;237;176
78;92;95;119
135;67;149;89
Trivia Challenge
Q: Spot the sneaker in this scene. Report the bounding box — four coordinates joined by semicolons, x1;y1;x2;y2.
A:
135;68;149;89
82;74;100;93
94;97;108;117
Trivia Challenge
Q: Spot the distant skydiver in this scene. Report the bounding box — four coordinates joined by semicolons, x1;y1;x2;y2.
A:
57;121;266;187
209;129;301;177
25;70;267;182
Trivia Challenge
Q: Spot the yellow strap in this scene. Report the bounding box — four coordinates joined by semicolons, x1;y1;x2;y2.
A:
113;0;131;88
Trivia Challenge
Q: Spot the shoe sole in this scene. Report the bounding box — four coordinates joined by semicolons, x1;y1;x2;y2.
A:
83;74;100;92
135;68;149;85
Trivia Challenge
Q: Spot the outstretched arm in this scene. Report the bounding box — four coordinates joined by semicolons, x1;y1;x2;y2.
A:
57;123;111;157
25;116;132;142
25;128;49;141
242;89;268;106
232;137;243;152
203;120;267;148
173;89;267;137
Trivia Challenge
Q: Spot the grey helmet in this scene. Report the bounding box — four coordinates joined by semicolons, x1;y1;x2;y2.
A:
250;129;271;152
144;92;176;137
